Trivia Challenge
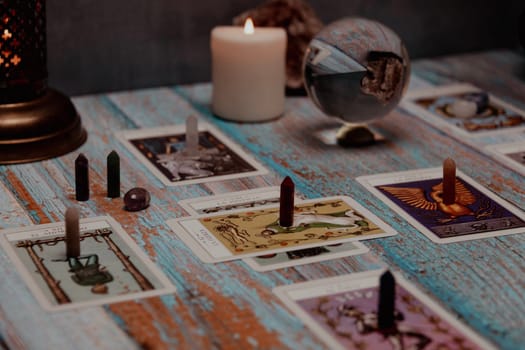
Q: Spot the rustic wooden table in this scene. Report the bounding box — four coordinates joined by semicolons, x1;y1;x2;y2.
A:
0;49;523;350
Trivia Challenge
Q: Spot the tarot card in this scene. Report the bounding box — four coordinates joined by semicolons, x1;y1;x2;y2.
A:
179;187;303;215
486;141;525;176
273;270;494;350
243;241;369;271
178;188;368;270
401;84;525;138
0;216;176;311
167;196;396;263
357;168;525;244
116;123;267;186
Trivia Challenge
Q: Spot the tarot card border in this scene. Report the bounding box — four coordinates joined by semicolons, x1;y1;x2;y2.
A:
273;270;495;350
116;123;268;186
0;216;176;311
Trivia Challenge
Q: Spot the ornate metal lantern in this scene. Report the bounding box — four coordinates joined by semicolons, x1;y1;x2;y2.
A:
0;0;86;164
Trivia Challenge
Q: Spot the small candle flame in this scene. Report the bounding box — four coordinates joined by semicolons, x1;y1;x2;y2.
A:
244;18;254;35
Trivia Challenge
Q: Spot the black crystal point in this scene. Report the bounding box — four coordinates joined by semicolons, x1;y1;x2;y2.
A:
377;270;396;331
107;150;120;198
75;153;89;201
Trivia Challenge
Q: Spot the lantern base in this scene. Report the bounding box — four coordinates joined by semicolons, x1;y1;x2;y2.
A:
0;88;87;164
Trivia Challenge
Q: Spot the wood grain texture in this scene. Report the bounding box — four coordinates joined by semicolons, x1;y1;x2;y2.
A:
0;50;524;349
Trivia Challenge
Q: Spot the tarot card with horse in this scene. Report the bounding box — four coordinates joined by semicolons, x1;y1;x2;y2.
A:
273;270;494;350
358;168;525;243
0;216;175;311
167;196;396;263
116;123;267;186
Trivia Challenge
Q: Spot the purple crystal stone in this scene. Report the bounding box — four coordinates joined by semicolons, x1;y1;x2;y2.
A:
124;187;150;211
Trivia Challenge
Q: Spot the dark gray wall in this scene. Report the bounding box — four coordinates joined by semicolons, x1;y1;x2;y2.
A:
46;0;524;96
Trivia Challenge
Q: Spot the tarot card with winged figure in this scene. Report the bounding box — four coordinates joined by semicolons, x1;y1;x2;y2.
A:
357;168;525;243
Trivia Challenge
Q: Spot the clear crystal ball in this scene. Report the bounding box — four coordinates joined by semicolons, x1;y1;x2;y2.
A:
303;17;410;122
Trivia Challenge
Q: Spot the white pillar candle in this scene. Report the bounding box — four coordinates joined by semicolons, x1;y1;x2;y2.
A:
211;19;286;122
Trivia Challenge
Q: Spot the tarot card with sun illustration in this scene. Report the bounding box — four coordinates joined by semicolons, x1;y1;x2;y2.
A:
358;168;525;243
273;270;494;350
0;216;175;311
167;196;396;263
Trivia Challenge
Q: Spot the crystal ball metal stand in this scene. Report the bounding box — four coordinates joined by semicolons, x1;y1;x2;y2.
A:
303;17;410;145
